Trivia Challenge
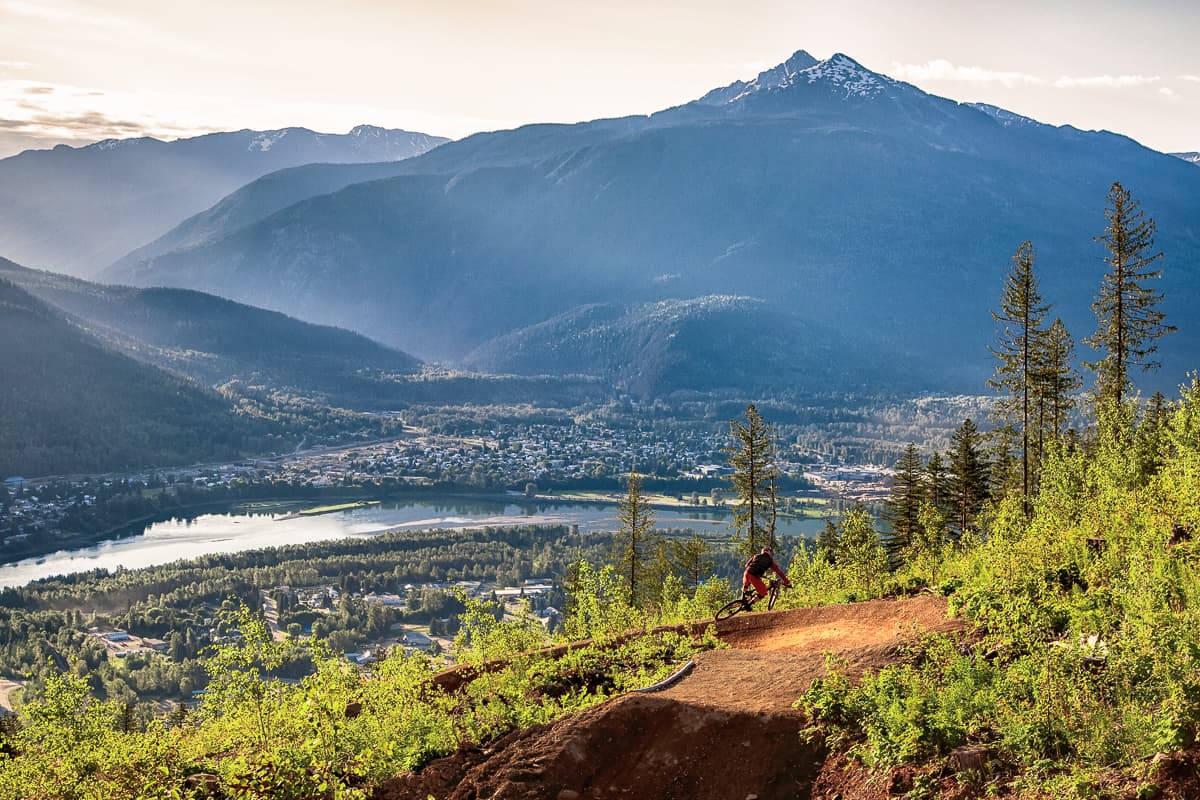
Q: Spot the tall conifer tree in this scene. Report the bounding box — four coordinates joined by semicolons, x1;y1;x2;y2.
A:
882;443;925;560
726;404;779;558
1085;182;1175;405
948;419;990;535
925;451;950;517
615;470;656;608
989;240;1050;513
1034;318;1081;443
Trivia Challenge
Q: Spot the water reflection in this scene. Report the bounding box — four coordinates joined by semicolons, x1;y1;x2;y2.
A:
0;495;825;588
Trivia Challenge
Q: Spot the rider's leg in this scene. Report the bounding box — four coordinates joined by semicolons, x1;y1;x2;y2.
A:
743;571;768;602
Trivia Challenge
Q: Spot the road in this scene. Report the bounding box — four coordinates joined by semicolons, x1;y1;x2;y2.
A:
261;595;288;642
0;678;22;713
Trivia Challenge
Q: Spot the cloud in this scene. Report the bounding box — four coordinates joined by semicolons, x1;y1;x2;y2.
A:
0;60;34;71
1159;87;1180;100
1052;74;1160;89
891;59;1168;93
0;79;218;144
891;59;1044;87
1180;75;1200;83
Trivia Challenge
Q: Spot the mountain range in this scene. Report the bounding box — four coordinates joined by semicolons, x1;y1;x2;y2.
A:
99;51;1200;394
0;125;448;277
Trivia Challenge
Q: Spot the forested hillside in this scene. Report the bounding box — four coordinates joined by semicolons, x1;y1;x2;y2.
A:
0;279;285;476
0;258;423;408
462;295;933;395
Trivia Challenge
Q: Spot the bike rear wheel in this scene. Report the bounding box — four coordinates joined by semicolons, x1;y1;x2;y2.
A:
715;598;749;621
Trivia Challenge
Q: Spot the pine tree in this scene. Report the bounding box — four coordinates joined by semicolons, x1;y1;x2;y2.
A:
1033;318;1081;444
1085;181;1176;405
1134;391;1172;477
816;518;841;563
948;419;990;535
669;534;716;591
925;451;951;517
882;443;925;561
989;240;1050;513
726;404;780;558
615;470;656;608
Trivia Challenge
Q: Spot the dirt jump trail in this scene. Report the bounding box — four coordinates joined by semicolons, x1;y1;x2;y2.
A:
376;595;964;800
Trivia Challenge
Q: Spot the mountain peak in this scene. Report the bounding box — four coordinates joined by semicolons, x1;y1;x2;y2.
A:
802;53;896;98
696;48;818;106
781;49;819;73
696;49;902;107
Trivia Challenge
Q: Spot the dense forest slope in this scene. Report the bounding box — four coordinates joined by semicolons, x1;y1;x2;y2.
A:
106;51;1200;391
0;279;282;476
0;125;447;276
462;295;930;395
0;258;422;407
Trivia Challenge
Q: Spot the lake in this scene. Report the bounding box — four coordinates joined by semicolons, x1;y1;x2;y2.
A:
0;495;828;587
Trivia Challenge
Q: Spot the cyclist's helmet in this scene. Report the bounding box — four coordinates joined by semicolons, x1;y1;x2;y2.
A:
761;547;773;556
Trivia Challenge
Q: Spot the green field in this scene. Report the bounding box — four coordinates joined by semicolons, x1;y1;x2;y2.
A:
297;500;381;516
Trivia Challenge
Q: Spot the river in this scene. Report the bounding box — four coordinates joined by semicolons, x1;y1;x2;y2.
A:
0;495;828;588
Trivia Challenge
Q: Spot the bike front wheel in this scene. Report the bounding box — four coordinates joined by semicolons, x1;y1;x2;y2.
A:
715;598;749;621
767;583;780;610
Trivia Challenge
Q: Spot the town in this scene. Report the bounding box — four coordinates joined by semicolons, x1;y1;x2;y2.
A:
1;417;895;556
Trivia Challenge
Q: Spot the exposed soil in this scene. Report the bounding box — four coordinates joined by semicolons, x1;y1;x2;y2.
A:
374;595;964;800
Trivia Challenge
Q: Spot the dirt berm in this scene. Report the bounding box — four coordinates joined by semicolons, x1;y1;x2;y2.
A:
375;595;963;800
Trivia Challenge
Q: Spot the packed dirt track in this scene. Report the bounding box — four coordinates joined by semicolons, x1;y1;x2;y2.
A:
375;595;965;800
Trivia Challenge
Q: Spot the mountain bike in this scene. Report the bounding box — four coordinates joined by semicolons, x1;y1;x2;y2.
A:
714;577;782;621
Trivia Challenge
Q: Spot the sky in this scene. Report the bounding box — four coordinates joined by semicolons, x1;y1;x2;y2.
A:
2;0;1198;158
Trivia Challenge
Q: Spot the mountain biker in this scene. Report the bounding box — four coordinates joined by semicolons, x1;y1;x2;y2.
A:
743;547;790;604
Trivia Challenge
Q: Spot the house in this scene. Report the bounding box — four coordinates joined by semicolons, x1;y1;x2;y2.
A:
404;631;433;650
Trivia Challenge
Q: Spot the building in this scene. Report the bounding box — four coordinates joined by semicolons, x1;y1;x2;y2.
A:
403;631;433;650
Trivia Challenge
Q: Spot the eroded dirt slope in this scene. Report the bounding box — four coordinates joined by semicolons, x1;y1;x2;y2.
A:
376;595;963;800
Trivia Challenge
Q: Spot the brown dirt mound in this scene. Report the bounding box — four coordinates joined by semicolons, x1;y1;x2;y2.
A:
375;595;963;800
376;694;823;800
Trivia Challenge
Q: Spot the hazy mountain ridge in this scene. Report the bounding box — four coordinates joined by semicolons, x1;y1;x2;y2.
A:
462;295;928;396
0;125;449;276
0;277;279;477
103;51;1200;392
0;257;423;408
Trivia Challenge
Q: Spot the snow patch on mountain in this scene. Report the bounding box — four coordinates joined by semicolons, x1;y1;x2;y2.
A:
697;50;905;106
249;129;289;151
966;103;1040;128
803;53;897;98
1172;151;1200;165
85;137;154;151
698;50;819;105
